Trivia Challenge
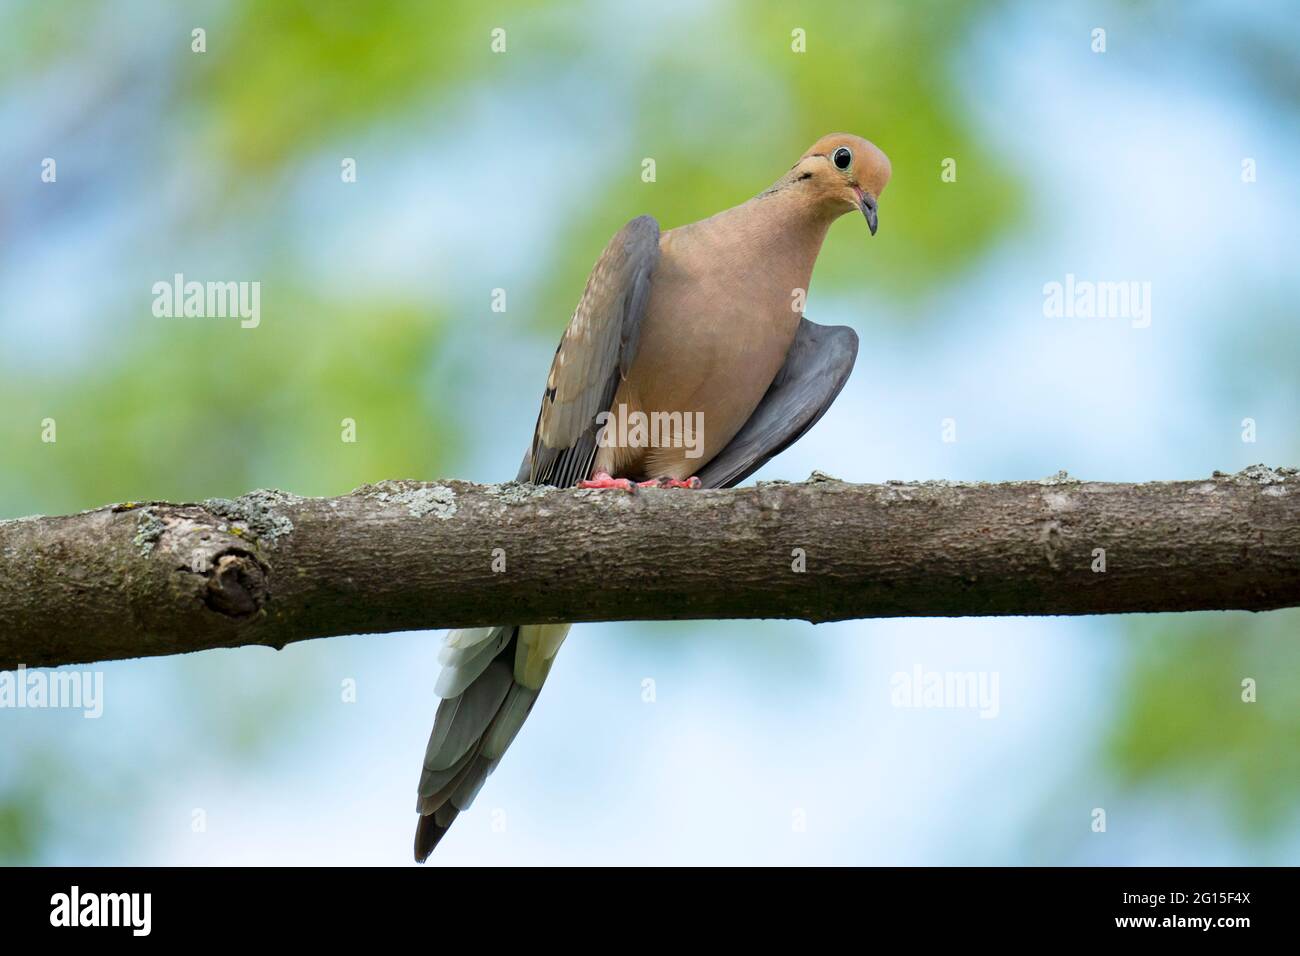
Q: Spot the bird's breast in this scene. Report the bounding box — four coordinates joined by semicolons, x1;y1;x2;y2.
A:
614;230;812;471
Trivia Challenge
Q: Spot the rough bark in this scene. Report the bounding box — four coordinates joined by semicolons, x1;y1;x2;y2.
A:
2;465;1298;670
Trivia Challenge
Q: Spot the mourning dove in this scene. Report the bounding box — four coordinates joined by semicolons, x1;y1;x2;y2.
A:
414;133;890;860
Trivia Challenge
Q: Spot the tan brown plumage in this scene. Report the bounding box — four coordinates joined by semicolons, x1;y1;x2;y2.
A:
415;133;890;861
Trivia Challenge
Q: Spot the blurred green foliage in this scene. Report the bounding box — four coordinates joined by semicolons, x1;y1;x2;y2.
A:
197;1;537;171
1107;609;1300;835
2;300;453;512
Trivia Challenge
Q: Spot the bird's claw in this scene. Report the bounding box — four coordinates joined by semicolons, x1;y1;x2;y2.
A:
635;476;702;489
578;472;634;491
579;473;703;491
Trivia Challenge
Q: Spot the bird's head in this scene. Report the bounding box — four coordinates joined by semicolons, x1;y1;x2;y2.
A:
791;133;891;235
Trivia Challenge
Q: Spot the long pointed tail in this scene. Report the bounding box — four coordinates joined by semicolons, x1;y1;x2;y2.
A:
414;623;569;862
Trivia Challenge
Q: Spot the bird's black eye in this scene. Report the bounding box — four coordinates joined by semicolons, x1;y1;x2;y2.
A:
832;146;852;170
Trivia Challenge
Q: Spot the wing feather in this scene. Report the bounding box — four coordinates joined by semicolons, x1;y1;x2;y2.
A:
528;215;660;487
697;318;859;489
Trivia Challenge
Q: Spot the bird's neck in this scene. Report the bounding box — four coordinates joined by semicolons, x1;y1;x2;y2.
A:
736;180;836;276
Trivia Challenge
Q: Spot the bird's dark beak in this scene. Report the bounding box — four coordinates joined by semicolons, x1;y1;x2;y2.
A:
860;192;878;236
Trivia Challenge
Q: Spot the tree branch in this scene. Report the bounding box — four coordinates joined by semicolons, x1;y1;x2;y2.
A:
2;465;1298;669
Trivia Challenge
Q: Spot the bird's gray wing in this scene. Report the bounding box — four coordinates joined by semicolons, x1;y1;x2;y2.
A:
516;215;660;486
696;318;859;490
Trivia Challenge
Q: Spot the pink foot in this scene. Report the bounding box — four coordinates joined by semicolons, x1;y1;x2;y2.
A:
579;471;634;490
636;476;703;489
